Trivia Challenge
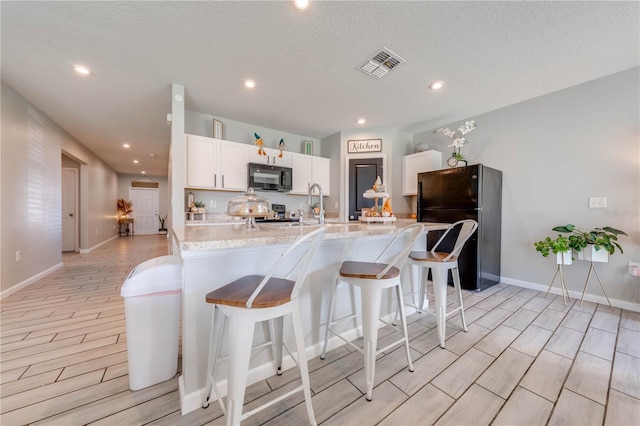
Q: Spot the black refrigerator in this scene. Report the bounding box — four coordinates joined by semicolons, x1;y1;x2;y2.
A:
417;164;502;291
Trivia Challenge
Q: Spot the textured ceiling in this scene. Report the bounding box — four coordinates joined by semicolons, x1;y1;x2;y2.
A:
2;1;638;176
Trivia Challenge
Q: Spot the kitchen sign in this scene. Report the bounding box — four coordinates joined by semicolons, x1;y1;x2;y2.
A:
348;139;382;153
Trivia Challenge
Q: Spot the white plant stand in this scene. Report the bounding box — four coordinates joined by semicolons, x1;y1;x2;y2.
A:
579;247;613;310
359;191;396;223
544;251;572;305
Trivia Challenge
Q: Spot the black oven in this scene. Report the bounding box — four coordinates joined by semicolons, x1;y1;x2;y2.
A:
247;163;293;192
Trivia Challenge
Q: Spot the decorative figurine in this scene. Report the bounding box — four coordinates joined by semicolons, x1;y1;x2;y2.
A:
373;176;385;192
382;199;393;217
254;132;267;156
278;138;287;158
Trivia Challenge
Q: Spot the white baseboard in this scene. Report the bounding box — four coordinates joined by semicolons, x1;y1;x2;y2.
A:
0;262;64;300
501;276;640;312
79;234;119;254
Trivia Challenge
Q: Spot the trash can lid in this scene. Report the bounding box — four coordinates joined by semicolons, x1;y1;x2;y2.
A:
121;255;182;297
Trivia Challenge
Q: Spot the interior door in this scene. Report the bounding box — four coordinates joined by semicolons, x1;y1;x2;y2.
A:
348;158;383;220
61;168;77;251
129;188;159;235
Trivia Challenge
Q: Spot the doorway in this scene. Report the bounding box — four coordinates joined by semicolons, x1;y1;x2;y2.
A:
129;187;159;235
347;157;383;220
61;168;78;251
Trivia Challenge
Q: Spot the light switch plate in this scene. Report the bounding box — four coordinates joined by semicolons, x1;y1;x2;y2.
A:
588;197;606;208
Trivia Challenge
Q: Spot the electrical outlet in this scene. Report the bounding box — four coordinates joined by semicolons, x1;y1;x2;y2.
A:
210;200;216;208
15;251;21;262
588;197;607;208
629;262;640;276
334;201;339;209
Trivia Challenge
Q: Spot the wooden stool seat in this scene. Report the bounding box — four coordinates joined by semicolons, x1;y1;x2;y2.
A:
409;251;457;263
339;261;400;280
206;275;294;308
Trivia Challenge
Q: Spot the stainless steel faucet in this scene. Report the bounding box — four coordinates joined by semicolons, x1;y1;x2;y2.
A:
307;183;325;224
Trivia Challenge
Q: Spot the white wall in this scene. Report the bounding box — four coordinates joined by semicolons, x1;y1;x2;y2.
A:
414;67;639;307
117;174;169;228
1;82;119;294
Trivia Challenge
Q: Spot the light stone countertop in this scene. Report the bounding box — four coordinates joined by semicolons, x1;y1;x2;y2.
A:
172;219;447;252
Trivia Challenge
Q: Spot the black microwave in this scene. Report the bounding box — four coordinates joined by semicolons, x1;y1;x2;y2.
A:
247;163;293;192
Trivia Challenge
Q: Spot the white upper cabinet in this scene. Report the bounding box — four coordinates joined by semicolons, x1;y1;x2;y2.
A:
248;146;292;167
187;135;216;188
219;140;249;190
290;153;330;196
402;150;442;195
312;156;330;196
186;134;247;191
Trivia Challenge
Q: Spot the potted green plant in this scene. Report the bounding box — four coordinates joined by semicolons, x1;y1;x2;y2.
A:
158;215;167;233
552;224;627;262
194;201;206;213
534;234;572;265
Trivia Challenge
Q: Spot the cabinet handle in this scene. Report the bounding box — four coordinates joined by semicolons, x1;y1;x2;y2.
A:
214;174;217;187
222;175;225;188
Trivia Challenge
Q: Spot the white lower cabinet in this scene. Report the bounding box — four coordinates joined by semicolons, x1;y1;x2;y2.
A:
290;153;330;196
402;150;442;195
186;134;247;191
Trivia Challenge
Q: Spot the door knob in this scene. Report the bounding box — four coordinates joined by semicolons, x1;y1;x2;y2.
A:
69;213;74;217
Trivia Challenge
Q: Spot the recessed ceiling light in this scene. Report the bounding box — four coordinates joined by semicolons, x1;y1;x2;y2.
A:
244;80;256;89
357;118;366;125
133;160;139;164
149;153;157;158
294;0;309;10
122;143;130;149
73;65;91;76
141;171;146;174
429;81;444;90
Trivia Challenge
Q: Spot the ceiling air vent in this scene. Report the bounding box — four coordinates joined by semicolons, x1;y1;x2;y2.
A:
358;47;406;79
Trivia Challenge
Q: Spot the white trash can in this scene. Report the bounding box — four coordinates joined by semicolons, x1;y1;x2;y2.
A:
120;255;182;391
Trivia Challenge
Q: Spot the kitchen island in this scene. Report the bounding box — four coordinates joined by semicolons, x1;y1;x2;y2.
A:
172;220;447;414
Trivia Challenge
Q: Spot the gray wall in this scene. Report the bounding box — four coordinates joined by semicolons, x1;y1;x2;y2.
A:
1;82;119;295
185;110;321;155
334;127;414;220
321;132;341;214
414;67;639;307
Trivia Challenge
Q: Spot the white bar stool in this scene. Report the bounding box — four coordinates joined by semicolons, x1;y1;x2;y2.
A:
202;227;325;426
407;219;478;349
320;224;424;401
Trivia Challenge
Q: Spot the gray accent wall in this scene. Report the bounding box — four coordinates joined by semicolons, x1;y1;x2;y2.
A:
413;67;639;307
1;82;119;295
334;127;414;220
185;110;321;155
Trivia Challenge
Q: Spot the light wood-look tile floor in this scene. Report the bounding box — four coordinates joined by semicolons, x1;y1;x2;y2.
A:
1;235;639;425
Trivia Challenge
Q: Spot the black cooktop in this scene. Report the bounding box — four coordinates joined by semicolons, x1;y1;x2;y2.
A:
254;217;300;223
255;203;298;222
